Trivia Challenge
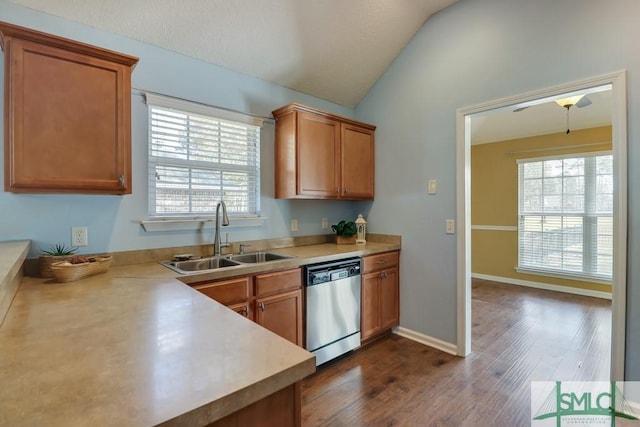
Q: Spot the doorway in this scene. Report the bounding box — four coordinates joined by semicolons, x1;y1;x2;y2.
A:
455;71;628;380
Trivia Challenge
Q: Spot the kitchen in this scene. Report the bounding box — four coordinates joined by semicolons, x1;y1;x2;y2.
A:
2;0;640;425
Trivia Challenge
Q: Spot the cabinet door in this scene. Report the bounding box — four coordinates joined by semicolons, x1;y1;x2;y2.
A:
256;289;303;346
228;302;253;321
361;272;381;341
1;24;138;194
380;267;400;330
296;112;340;198
341;123;374;199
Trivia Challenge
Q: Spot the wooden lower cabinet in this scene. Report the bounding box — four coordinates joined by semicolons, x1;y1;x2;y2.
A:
228;302;252;320
361;273;382;341
192;268;303;346
210;383;301;427
379;267;400;331
256;289;303;346
361;251;400;342
193;276;251;306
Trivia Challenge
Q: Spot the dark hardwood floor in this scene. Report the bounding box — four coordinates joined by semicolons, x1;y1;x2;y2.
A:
301;279;611;426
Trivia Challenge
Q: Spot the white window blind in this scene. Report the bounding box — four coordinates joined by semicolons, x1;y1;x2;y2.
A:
145;93;262;218
517;152;613;282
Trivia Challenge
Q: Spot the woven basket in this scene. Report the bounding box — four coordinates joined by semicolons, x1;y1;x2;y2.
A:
50;256;112;283
39;255;75;278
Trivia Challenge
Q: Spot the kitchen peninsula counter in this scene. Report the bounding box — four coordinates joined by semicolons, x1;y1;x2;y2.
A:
0;238;400;426
0;262;316;426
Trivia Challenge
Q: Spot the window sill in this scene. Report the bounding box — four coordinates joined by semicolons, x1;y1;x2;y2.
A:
515;267;612;285
140;217;266;232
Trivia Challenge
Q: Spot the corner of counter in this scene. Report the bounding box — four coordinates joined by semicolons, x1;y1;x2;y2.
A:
0;240;31;325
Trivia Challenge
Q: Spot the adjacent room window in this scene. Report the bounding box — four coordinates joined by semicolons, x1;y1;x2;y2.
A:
517;152;613;282
146;93;262;218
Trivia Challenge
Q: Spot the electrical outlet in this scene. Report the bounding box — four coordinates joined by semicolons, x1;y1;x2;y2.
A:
445;219;455;234
291;219;298;232
321;217;329;229
71;226;88;246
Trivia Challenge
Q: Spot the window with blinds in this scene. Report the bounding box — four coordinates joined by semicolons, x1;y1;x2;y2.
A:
146;94;262;218
517;152;613;282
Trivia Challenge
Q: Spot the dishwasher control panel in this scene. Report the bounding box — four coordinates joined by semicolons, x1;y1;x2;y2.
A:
305;257;361;286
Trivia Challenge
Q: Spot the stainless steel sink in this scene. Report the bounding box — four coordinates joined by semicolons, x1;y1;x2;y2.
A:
228;252;295;264
160;256;241;274
159;252;295;274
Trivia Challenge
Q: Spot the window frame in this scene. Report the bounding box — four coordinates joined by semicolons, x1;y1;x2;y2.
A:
516;151;613;284
145;93;264;220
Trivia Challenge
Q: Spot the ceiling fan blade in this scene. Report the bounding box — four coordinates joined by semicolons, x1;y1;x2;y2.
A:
576;96;592;108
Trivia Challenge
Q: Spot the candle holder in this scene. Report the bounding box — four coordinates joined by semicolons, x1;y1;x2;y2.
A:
355;214;367;244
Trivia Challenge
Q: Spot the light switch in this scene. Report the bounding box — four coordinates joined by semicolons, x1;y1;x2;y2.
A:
428;179;437;195
445;219;455;234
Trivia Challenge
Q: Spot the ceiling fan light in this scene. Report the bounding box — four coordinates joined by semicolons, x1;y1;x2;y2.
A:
555;94;585;108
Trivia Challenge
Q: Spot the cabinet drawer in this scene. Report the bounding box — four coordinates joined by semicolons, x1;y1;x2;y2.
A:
255;268;302;297
193;277;251;305
362;251;399;274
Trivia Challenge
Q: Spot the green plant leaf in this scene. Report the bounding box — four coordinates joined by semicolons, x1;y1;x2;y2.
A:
330;220;357;236
42;243;78;256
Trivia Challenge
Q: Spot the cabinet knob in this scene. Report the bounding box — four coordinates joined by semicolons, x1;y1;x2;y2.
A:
241;308;248;317
259;302;265;312
118;174;125;187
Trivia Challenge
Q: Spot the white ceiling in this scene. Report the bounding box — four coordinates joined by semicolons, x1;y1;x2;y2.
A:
6;0;459;108
471;88;612;145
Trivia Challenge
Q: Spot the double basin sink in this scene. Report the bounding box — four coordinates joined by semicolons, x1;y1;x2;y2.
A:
160;252;294;275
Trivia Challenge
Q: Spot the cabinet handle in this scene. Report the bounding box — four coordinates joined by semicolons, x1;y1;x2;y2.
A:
376;259;388;265
336;188;340;194
241;308;248;317
259;302;265;312
344;188;347;194
118;174;125;187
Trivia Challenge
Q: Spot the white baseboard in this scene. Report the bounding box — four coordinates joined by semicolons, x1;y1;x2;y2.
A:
472;273;612;300
393;326;458;355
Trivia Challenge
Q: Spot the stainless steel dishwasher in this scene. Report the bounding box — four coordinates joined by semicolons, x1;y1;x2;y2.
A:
305;257;361;366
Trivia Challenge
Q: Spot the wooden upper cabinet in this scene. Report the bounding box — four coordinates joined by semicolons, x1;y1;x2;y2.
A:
273;103;375;200
341;123;374;199
0;22;138;194
296;112;340;198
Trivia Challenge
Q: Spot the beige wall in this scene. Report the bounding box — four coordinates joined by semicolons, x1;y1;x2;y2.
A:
471;126;612;293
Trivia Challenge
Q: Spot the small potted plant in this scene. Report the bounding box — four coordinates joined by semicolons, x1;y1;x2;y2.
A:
39;243;78;278
331;220;357;245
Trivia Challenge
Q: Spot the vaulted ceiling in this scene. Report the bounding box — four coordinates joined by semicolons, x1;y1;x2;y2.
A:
6;0;459;108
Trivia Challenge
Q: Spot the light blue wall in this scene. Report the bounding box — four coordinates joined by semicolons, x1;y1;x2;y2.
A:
355;0;640;378
0;1;370;257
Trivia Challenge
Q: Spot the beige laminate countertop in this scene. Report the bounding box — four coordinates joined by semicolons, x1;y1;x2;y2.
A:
0;240;400;426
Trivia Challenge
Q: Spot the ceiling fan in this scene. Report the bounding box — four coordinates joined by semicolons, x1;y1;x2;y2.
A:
513;94;592;134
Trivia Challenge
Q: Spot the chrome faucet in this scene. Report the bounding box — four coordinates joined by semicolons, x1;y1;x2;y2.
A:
213;200;230;256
